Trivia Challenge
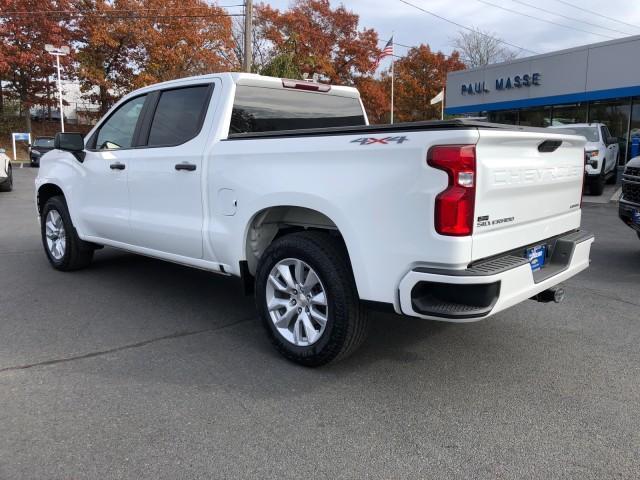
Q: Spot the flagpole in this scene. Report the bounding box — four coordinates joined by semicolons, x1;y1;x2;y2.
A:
390;33;394;124
441;86;444;120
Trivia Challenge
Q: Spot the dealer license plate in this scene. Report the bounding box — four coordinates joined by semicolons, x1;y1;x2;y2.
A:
526;244;547;272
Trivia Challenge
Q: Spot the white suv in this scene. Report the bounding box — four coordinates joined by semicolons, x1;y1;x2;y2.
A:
549;123;619;195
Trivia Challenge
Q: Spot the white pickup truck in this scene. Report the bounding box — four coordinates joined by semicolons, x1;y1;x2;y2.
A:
549;123;619;195
36;73;594;366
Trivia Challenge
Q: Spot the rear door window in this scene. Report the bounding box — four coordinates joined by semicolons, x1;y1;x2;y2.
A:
147;85;211;147
230;85;366;134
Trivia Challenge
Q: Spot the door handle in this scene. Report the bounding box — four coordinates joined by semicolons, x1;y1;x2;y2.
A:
175;162;196;171
110;162;125;170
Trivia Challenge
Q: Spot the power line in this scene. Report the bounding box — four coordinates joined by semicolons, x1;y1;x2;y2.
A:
396;0;539;55
476;0;616;40
1;5;245;16
510;0;634;36
377;38;460;60
1;11;243;18
550;0;640;31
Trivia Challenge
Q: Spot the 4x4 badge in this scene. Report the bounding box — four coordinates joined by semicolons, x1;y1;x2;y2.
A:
350;136;409;145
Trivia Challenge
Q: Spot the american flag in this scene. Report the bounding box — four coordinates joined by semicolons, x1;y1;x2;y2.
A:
374;37;394;69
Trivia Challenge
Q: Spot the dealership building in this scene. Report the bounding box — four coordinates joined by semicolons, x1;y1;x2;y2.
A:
445;35;640;167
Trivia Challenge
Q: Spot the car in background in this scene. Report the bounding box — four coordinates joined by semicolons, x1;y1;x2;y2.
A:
549;123;619;195
0;148;12;192
619;156;640;241
29;136;55;167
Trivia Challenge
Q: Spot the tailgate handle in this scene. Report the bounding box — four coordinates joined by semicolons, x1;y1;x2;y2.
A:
538;140;562;153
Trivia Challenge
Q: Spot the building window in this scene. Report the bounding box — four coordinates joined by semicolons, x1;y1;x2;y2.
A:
627;97;640;162
551;103;587;126
519;107;551;127
589;98;631;165
488;110;518;125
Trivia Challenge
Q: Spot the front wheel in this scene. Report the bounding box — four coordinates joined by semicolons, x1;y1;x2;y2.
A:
255;231;368;366
41;196;94;271
606;154;619;184
590;168;606;196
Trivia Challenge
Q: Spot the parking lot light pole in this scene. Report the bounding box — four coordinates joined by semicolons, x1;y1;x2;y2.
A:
45;44;70;133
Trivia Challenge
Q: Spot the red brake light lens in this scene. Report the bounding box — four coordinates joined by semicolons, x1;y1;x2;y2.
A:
427;145;476;236
282;79;331;92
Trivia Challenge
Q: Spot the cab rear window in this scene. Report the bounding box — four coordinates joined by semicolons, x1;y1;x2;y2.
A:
230;85;365;134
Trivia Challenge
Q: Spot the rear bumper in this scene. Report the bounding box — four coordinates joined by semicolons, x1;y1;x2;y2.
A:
398;230;594;322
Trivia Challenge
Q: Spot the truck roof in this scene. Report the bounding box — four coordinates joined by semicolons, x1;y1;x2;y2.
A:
128;72;361;99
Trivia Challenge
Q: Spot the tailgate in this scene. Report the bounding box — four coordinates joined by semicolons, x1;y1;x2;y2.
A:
472;129;586;261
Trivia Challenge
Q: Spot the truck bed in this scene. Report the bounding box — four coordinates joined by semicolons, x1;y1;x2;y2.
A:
226;119;553;140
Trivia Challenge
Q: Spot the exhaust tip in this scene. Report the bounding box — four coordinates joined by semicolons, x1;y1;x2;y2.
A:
531;286;566;304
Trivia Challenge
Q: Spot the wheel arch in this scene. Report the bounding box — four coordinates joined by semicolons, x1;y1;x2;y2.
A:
241;204;363;297
37;183;66;214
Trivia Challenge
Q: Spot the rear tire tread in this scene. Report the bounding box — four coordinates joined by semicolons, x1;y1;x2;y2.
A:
255;231;368;366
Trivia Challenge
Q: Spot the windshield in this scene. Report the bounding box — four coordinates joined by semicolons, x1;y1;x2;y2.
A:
559;127;599;142
34;138;55;148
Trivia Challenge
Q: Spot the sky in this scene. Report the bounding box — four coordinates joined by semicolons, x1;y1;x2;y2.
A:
228;0;640;65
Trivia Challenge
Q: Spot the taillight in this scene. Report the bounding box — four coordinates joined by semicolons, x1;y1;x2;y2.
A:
427;145;476;236
282;79;331;92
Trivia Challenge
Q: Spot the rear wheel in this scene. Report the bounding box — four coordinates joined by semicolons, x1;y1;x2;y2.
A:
41;196;94;271
0;164;12;192
255;231;368;366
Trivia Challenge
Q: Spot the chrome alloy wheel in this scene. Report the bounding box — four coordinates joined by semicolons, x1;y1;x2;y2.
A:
265;258;329;347
45;209;66;260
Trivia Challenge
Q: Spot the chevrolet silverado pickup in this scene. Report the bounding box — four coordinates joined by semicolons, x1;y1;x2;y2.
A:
619;155;640;240
35;73;594;366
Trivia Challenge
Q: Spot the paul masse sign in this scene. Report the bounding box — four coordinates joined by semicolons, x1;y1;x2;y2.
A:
461;73;541;95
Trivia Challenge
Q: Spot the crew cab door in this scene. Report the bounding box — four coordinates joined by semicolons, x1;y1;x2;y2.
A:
77;94;148;243
126;83;214;259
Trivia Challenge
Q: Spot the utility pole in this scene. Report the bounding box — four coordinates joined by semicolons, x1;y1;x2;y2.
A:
45;44;70;133
243;0;253;73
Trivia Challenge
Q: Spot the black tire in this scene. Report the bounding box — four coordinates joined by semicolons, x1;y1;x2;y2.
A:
41;195;94;271
0;164;12;192
255;231;368;367
606;155;618;184
589;168;605;195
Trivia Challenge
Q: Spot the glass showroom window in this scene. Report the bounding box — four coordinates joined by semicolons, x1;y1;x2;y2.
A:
589;98;631;165
519;107;551;127
488;110;518;124
628;97;640;162
551;103;588;125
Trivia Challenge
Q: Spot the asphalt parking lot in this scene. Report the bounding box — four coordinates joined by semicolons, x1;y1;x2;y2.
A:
1;168;639;479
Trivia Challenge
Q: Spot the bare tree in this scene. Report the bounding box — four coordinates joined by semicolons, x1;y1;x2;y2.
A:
452;28;519;68
231;15;273;72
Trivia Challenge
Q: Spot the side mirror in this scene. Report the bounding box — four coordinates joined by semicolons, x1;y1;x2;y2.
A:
54;132;85;161
609;137;618;145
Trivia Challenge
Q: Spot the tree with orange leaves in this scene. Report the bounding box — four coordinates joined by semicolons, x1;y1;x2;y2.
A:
0;0;74;130
75;0;235;115
133;0;235;87
354;76;389;124
256;0;379;84
393;45;465;122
